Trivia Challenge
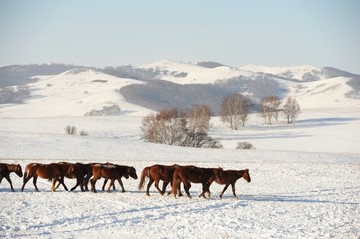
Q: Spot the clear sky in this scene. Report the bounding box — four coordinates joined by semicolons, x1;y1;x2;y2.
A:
1;0;359;73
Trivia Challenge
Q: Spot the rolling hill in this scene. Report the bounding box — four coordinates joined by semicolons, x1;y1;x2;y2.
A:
0;60;359;118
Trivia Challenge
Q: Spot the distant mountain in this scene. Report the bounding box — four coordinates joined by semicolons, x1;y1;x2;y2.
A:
0;60;359;117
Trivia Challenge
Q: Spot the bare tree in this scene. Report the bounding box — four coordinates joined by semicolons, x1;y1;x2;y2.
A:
220;93;251;130
141;108;186;145
141;108;222;148
65;125;77;135
181;132;222;148
186;105;212;133
282;97;301;123
258;95;281;125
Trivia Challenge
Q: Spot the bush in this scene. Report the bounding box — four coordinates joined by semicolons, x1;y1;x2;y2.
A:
79;130;88;136
236;142;255;150
65;126;77;135
141;108;222;149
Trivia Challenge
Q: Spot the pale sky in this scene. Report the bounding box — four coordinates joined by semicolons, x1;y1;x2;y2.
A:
1;0;359;73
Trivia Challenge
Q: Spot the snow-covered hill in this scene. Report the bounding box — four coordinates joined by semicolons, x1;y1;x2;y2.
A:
139;59;253;84
0;60;359;118
0;68;152;118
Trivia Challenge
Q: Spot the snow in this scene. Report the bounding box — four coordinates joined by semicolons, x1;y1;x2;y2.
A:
0;61;360;238
139;59;253;84
0;69;151;118
1;108;360;239
240;64;324;81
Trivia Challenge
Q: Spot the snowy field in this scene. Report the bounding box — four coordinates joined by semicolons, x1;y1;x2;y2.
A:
1;107;360;239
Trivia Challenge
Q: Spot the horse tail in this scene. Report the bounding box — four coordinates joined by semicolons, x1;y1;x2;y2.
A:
23;163;33;182
171;167;180;197
138;167;150;190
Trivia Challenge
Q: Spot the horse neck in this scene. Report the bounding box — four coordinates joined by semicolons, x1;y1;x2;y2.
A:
7;164;18;172
235;170;246;179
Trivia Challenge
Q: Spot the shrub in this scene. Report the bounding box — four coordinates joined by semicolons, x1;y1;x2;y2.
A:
65;126;77;135
236;142;255;150
79;130;88;136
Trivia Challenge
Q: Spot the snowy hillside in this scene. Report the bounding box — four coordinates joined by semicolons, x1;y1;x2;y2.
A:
0;60;359;117
139;59;253;84
0;68;152;118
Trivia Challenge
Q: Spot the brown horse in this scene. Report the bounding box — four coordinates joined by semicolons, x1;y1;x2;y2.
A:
138;164;183;196
21;163;67;192
171;165;221;198
215;168;251;198
83;162;115;191
90;164;138;193
0;163;23;192
54;162;90;191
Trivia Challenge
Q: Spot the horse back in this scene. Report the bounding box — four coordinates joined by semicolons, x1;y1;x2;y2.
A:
36;164;60;179
178;166;216;184
153;164;175;181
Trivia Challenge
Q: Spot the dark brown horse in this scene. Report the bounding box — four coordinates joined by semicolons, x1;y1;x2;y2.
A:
171;165;221;198
138;164;183;196
21;163;67;192
83;162;116;191
54;162;90;191
0;163;23;191
215;168;251;198
90;164;138;193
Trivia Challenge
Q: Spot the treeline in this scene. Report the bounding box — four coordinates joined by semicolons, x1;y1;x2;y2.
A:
141;94;301;149
120;76;287;115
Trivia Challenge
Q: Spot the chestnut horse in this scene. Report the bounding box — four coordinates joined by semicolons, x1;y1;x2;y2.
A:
215;169;251;198
90;164;138;193
21;163;67;192
138;164;183;196
171;165;221;198
54;162;90;191
0;163;23;192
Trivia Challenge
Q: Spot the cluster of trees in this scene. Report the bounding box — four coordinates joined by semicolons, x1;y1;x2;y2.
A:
141;93;301;148
219;93;301;129
141;105;222;149
0;85;30;104
84;104;121;116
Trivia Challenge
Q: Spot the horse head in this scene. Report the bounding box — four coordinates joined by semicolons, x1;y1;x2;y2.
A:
128;167;138;180
243;169;251;182
16;164;23;178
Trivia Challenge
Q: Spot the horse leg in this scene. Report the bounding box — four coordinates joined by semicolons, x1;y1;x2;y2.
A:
178;183;184;197
83;174;91;191
90;178;97;193
106;179;115;193
70;177;82;192
117;178;125;192
33;176;40;192
59;177;68;191
51;178;57;192
183;181;192;198
146;178;154;196
4;175;15;192
162;181;169;195
154;180;163;195
200;183;211;198
231;183;238;199
102;179;108;191
220;184;230;198
21;175;32;192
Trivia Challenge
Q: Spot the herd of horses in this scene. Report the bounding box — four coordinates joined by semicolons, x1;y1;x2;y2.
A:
0;162;251;199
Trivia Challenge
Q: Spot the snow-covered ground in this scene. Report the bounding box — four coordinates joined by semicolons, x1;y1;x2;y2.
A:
1;107;359;238
0;61;359;238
